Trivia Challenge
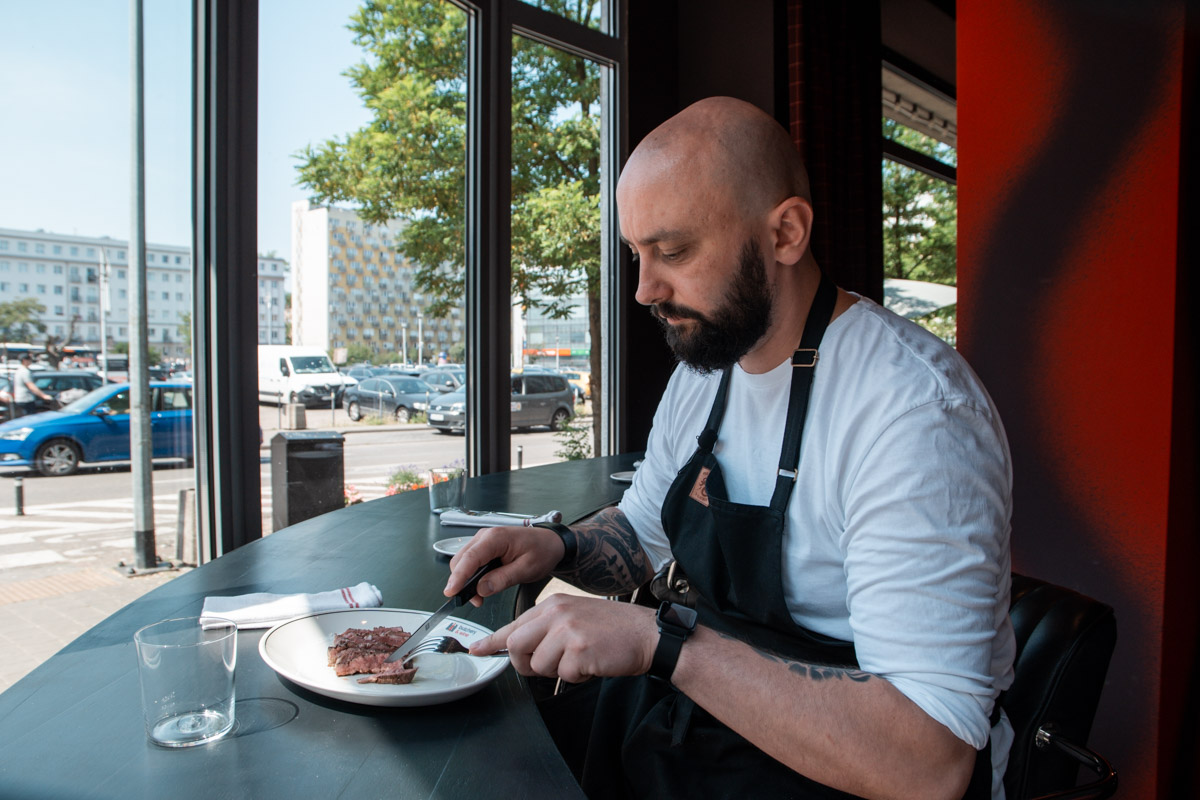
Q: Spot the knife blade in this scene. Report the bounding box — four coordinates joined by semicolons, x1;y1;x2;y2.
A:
385;557;502;664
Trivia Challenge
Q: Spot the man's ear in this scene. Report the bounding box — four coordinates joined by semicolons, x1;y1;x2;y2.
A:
770;197;813;266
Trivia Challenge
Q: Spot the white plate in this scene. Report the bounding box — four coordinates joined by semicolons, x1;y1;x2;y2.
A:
433;536;472;556
258;608;508;707
610;471;636;483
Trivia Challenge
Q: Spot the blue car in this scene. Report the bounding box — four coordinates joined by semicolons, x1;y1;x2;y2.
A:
0;381;194;477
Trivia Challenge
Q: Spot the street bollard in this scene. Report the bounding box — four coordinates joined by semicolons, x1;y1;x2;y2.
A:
517;445;524;470
14;476;24;516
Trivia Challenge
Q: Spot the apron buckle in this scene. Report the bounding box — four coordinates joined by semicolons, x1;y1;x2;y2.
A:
791;348;819;368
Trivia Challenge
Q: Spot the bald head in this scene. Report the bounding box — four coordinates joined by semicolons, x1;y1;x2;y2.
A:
619;97;811;222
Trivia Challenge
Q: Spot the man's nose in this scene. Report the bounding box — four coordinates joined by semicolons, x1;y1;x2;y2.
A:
633;259;668;308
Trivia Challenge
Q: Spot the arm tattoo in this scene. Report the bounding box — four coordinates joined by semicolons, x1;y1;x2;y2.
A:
552;506;652;595
717;631;874;683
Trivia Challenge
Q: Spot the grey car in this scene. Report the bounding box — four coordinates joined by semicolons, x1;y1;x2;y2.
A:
342;376;435;423
426;372;575;433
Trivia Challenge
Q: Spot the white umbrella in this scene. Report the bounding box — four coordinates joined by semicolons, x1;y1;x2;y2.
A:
883;278;957;319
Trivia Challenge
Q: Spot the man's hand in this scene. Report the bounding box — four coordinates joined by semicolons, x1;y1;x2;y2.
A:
444;524;563;606
470;593;658;683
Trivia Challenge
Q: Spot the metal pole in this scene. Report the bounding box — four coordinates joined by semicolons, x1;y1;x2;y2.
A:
98;249;110;382
13;477;23;516
402;323;407;365
129;0;156;571
417;312;423;367
517;445;523;470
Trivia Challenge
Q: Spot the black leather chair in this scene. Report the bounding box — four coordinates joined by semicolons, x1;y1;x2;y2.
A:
1003;573;1118;800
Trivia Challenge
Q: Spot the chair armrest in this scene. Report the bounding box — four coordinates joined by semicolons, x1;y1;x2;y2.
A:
1030;724;1118;800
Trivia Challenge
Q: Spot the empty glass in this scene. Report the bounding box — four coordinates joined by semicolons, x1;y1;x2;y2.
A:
428;466;466;513
134;616;237;747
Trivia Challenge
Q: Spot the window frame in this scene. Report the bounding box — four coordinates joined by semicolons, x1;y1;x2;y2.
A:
193;0;627;555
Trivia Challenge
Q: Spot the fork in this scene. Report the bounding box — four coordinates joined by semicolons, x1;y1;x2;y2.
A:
402;636;509;667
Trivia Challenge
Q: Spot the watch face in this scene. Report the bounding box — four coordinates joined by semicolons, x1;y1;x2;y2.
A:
660;602;698;632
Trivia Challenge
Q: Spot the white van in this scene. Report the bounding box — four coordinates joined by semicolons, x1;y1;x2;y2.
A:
258;346;356;407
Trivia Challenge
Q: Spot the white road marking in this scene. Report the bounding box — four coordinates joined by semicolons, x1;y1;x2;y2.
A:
0;550;67;568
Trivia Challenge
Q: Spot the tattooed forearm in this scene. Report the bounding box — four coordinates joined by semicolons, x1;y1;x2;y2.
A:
717;631;874;683
552;506;652;595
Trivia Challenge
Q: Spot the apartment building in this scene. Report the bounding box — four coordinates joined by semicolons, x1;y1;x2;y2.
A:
0;226;286;360
290;201;464;363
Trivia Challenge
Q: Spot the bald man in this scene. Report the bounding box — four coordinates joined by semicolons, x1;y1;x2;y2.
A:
447;97;1013;800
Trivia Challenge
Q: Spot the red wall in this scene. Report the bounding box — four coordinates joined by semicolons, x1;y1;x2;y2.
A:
958;2;1189;797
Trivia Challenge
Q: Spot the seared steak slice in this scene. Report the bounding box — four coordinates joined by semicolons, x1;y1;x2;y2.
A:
357;663;418;684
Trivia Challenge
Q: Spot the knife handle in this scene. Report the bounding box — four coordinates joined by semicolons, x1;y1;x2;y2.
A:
455;557;503;605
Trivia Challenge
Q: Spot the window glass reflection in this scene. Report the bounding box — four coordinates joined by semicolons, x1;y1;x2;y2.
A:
262;0;468;520
509;33;604;466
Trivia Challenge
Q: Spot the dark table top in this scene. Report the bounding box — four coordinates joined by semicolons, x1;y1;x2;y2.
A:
0;453;640;799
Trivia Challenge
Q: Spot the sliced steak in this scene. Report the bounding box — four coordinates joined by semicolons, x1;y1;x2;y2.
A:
357;663;418;684
328;625;418;681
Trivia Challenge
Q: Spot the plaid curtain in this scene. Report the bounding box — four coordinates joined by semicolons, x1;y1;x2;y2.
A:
786;0;883;302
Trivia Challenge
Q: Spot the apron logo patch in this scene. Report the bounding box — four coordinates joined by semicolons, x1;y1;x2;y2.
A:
689;467;712;507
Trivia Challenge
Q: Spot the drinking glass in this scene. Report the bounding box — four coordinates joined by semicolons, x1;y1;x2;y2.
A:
134;616;237;747
428;466;466;513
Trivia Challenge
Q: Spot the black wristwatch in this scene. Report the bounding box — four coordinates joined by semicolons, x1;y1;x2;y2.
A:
532;521;576;570
649;601;699;683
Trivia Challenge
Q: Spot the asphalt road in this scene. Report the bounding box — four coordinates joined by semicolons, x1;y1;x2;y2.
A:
0;422;574;513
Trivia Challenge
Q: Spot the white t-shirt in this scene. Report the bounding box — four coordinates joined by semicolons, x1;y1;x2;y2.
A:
619;296;1016;795
13;365;36;404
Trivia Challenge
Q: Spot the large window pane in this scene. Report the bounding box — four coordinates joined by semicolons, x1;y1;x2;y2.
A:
0;0;196;685
509;34;606;468
882;117;957;345
261;0;469;521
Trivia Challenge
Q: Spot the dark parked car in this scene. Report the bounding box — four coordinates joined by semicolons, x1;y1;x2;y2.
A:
427;372;574;434
342;376;435;423
0;370;105;421
0;381;194;476
344;365;393;381
419;367;466;393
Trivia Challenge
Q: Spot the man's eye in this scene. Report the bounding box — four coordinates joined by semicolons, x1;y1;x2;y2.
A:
660;250;683;262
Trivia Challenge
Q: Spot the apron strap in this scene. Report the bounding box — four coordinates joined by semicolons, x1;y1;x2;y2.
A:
696;366;733;453
769;274;837;511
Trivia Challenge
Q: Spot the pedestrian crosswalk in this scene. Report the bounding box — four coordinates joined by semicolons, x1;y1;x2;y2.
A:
1;479;405;573
0;497;182;570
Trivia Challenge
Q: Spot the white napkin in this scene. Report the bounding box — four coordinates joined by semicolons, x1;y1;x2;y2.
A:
439;509;563;528
200;582;383;629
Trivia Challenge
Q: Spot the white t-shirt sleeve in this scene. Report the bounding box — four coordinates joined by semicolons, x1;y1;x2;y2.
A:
839;398;1013;750
617;368;705;572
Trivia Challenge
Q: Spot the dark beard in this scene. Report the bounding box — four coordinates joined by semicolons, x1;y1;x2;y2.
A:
651;239;773;373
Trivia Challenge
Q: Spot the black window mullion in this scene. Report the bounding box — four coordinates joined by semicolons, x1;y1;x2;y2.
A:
464;0;513;476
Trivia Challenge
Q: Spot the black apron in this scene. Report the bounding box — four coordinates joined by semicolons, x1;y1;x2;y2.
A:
548;276;993;799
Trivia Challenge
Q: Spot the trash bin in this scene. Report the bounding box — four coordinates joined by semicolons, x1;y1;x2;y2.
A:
270;431;345;532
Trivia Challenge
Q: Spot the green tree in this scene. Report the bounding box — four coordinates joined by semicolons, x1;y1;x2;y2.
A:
0;298;47;345
882;118;957;285
345;342;376;364
295;0;605;452
179;311;192;351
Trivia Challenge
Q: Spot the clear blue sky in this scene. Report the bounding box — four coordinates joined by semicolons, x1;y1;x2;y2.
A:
0;0;371;260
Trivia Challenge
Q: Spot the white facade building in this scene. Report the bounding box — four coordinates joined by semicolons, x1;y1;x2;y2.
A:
290;201;464;363
0;226;287;360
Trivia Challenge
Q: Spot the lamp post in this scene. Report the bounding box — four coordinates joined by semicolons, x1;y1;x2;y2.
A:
401;322;408;365
417;311;424;368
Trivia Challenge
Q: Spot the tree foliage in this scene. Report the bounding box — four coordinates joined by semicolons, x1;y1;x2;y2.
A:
0;298;47;344
882;118;957;285
295;0;606;449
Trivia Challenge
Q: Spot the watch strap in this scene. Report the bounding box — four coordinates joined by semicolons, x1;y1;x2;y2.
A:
649;627;686;683
532;521;576;570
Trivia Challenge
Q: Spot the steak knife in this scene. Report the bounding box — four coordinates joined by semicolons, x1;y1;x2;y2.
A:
385;557;502;664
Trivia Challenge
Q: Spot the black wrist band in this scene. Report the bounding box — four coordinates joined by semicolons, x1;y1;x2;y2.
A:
649;601;698;684
532;521;576;570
